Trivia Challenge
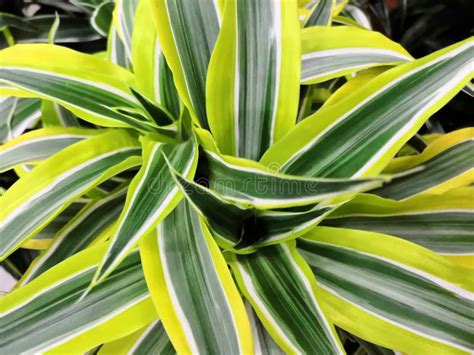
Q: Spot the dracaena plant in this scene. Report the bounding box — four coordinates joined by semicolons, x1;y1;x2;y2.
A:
0;0;473;354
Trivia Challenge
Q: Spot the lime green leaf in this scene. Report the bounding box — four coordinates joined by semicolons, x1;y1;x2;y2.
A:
304;0;335;27
113;0;139;61
149;0;221;129
298;226;474;354
140;201;253;354
261;39;473;179
0;129;141;260
170;169;336;252
0;244;156;354
0;44;156;131
323;188;474;257
132;0;181;119
373;128;474;199
0;97;41;143
0;127;101;172
201;150;383;209
229;242;344;354
301;26;412;84
207;0;300;159
41;100;81;127
18;186;127;286
99;320;174;355
94;134;198;283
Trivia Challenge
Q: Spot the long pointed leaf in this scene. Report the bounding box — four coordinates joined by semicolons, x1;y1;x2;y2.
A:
149;0;221;129
207;0;300;159
202;150;383;209
0;127;101;172
229;242;345;354
0;130;141;260
323;188;474;257
298;226;474;354
0;44;155;131
261;39;473;178
95;134;198;283
301;26;412;84
0;244;156;354
140;200;253;353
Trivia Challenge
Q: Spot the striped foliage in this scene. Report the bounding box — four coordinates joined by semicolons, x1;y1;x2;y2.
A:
140;200;253;354
199;150;383;209
298;227;474;354
0;97;41;143
0;44;157;131
207;0;300;160
261;39;473;178
1;1;472;353
148;0;221;129
18;186;127;286
132;0;181;119
322;189;474;259
301;26;412;84
170;168;336;252
0;127;101;172
0;244;156;354
99;320;174;354
229;242;344;353
372;128;474;200
0;129;141;260
94;134;198;283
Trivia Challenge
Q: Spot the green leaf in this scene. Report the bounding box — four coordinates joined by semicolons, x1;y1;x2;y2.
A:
0;15;101;45
99;320;174;354
301;26;412;84
0;244;156;354
228;242;345;354
18;186;127;286
113;0;139;62
298;226;474;354
140;200;253;353
0;44;156;131
94;134;198;283
0;127;101;172
149;0;221;129
323;188;474;256
0;129;141;260
207;0;301;160
170;169;336;252
21;200;88;250
246;302;285;355
107;24;132;70
90;1;114;37
132;0;181;119
304;0;335;27
372;128;474;200
201;150;383;209
41;100;81;128
261;38;473;178
0;97;41;143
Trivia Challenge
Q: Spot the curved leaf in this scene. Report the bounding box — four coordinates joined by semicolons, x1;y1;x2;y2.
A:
0;130;141;260
94;134;198;283
298;226;474;354
0;245;156;354
229;242;344;354
140;201;253;353
261;39;473;178
207;0;301;159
